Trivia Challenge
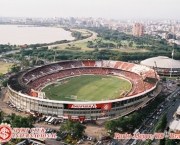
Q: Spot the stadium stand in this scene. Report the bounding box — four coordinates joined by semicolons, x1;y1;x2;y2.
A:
9;60;158;98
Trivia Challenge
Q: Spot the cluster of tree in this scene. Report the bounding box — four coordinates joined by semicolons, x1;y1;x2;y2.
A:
155;114;167;132
0;73;7;88
0;110;4;124
4;47;180;64
1;113;36;128
105;96;166;134
0;44;15;54
159;138;177;145
145;138;177;145
9;64;21;73
71;31;88;40
144;139;153;145
87;27;180;52
1;79;8;87
27;39;70;48
87;39;116;48
11;113;36;128
64;27;92;41
4;138;23;145
59;120;86;140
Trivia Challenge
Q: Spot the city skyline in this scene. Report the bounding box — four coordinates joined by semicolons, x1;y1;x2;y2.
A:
0;0;180;20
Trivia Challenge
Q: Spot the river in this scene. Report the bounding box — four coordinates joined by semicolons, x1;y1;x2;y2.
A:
0;25;74;45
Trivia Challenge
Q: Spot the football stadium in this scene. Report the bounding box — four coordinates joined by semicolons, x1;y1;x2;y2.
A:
7;60;159;122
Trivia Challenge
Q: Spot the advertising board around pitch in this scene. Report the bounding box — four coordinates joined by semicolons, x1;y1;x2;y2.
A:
68;103;112;110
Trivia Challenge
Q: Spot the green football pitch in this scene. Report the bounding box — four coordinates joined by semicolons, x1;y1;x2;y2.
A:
42;75;132;102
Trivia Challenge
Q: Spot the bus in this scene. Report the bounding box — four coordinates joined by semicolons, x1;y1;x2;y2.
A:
45;116;51;122
48;117;55;124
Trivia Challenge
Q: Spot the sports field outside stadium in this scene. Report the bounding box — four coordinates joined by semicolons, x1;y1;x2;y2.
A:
42;75;132;102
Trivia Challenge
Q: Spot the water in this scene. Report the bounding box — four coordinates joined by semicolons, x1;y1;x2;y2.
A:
0;25;74;45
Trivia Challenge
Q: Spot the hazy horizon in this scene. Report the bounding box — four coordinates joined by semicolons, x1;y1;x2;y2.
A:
0;0;179;20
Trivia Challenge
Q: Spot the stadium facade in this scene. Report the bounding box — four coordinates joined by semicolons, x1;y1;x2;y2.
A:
7;60;159;121
140;56;180;76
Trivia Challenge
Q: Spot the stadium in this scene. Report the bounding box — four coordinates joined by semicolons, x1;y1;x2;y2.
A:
140;56;180;76
7;60;159;122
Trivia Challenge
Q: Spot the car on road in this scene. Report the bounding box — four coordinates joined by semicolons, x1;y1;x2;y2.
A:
131;139;137;145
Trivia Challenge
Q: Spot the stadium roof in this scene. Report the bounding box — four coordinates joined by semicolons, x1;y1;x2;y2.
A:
140;56;180;69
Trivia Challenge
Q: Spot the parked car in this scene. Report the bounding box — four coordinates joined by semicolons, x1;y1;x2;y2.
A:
56;136;62;141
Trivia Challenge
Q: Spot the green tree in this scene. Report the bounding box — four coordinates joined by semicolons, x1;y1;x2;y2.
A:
72;122;86;139
22;59;30;67
1;79;8;87
117;43;122;48
0;73;4;79
27;115;36;126
159;138;165;145
128;41;133;47
128;112;140;131
0;110;4;124
36;60;44;65
155;114;167;132
165;138;176;145
2;119;11;124
11;113;16;120
31;59;36;66
12;115;33;128
105;120;117;133
59;120;86;139
9;64;21;73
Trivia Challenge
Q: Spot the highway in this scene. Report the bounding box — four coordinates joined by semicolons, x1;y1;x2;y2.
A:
124;87;180;145
139;87;180;145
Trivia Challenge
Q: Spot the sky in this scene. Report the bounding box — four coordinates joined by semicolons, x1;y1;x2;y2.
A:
0;0;179;20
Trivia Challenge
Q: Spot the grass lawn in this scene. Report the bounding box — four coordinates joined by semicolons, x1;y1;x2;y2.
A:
0;62;13;74
57;34;151;52
57;41;92;51
111;48;150;52
42;75;132;102
57;41;150;52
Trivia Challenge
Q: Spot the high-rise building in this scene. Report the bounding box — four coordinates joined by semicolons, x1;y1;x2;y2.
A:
69;17;75;24
133;23;144;36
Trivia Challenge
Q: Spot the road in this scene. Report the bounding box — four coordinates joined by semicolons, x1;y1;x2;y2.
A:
125;87;180;145
45;138;64;145
166;92;180;124
139;87;180;145
0;50;20;58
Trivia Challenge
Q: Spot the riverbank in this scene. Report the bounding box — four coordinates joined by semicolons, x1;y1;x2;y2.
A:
43;28;97;50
